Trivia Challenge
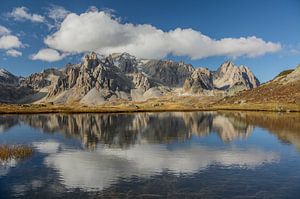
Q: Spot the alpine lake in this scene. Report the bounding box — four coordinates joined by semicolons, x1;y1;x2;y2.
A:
1;111;300;198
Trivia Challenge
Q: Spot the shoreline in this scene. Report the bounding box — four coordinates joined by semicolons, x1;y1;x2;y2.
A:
0;103;299;114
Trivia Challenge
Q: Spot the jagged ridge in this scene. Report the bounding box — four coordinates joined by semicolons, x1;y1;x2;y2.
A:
0;52;260;104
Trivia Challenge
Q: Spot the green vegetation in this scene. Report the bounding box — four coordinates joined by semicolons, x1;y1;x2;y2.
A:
0;145;33;161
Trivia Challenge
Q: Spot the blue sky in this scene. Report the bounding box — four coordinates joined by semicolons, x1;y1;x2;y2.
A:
0;0;299;82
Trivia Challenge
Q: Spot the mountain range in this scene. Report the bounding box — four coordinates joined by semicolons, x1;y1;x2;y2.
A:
0;52;260;105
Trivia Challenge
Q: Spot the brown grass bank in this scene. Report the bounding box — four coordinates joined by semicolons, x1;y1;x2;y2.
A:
0;145;33;161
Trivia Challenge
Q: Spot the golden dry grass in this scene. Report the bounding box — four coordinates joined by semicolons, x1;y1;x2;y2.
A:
0;95;221;114
0;92;299;114
0;145;33;161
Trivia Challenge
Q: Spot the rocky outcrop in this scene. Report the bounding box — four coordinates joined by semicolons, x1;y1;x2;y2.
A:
283;64;300;83
132;72;151;91
213;61;260;90
20;68;62;91
48;53;134;103
142;60;194;87
111;52;138;73
183;68;213;93
183;61;260;94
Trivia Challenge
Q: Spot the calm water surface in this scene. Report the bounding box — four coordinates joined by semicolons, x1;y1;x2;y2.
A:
0;111;300;198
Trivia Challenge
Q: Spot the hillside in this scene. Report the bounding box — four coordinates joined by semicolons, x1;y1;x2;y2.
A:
218;65;300;111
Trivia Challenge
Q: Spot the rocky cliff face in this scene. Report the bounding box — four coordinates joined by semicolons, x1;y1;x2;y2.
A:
20;68;63;90
0;84;33;103
0;68;34;103
0;52;260;104
183;61;260;93
183;68;213;93
142;60;194;87
0;68;19;85
48;53;134;103
213;61;260;90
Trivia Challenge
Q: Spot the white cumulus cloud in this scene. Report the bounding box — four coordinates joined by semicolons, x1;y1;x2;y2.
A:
0;25;11;36
31;48;66;62
9;7;45;23
47;5;70;26
0;35;22;49
44;11;281;60
6;49;22;57
0;25;22;56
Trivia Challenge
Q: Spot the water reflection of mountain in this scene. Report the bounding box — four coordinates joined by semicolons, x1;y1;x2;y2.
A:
225;112;300;151
0;115;18;133
14;112;253;149
2;112;299;150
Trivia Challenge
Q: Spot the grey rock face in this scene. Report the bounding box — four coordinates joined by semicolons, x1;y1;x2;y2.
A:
0;84;33;103
213;61;260;90
0;68;32;103
48;52;133;102
48;65;80;97
111;52;138;73
132;72;151;91
183;68;213;93
183;61;260;94
142;60;194;87
0;68;19;85
21;68;62;91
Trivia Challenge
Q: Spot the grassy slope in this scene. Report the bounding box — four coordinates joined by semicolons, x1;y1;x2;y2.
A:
214;70;300;111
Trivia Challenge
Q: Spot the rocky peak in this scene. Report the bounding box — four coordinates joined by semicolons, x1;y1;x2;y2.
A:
21;68;64;91
0;68;19;85
183;67;213;93
111;52;138;73
0;68;11;77
215;61;235;78
0;68;34;103
213;61;260;90
48;52;134;101
83;52;100;69
0;52;262;104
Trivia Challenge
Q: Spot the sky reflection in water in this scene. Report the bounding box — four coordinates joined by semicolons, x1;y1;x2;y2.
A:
0;112;300;198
